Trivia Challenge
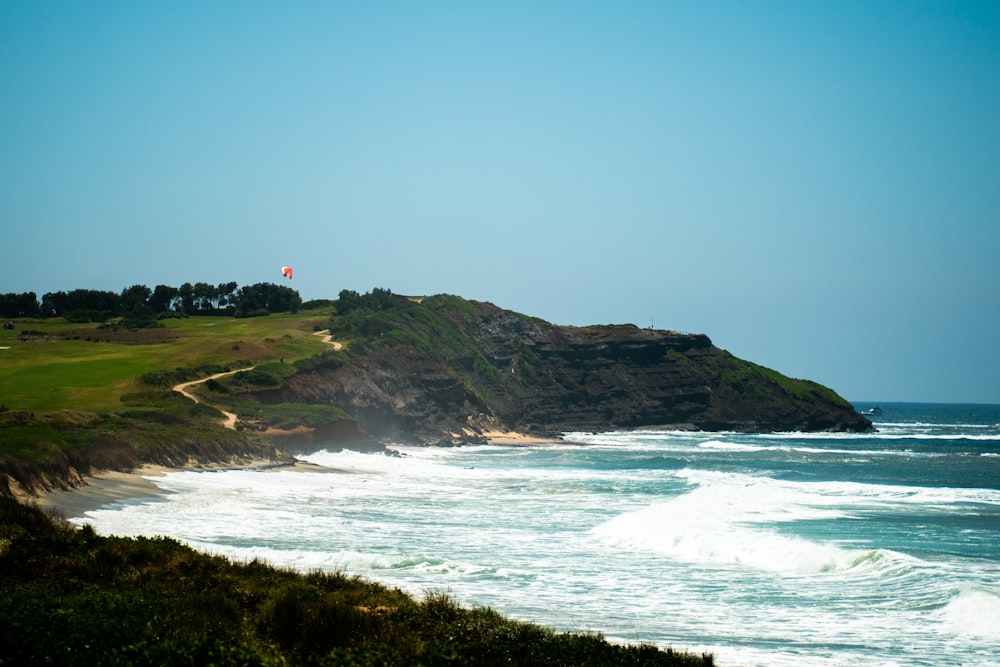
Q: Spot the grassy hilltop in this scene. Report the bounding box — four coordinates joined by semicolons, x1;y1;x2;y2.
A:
0;309;333;414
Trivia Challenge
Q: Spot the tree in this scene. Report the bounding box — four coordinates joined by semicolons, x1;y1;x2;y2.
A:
216;282;239;310
120;285;151;312
234;283;301;317
40;289;120;321
149;285;179;314
335;289;362;315
177;283;196;314
192;282;217;312
0;292;39;318
39;291;64;317
367;287;398;310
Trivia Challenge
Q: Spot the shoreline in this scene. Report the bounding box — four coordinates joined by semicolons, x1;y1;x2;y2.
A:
31;465;175;521
30;457;307;522
29;432;559;522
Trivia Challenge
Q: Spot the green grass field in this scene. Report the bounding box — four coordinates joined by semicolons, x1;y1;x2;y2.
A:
0;309;334;413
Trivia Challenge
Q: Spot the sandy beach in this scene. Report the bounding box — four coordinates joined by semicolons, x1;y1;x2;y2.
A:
30;465;174;521
483;430;563;446
29;432;558;522
31;458;306;521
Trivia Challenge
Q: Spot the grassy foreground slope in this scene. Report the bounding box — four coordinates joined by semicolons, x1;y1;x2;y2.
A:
0;496;713;667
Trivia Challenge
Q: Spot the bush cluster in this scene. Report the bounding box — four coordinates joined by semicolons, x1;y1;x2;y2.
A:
0;497;714;666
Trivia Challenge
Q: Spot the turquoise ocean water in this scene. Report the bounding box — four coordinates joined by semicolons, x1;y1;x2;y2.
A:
76;403;1000;666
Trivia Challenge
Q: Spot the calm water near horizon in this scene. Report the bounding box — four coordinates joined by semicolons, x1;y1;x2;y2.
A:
75;403;1000;666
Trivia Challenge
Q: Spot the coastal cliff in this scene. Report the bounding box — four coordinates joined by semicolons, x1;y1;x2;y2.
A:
0;290;870;497
246;294;871;445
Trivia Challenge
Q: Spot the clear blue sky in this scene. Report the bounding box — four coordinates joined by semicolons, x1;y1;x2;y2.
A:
2;1;998;404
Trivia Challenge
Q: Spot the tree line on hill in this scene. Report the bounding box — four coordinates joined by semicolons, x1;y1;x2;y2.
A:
334;287;404;315
0;282;302;325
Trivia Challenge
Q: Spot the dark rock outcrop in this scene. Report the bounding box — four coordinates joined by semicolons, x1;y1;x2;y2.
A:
247;296;871;444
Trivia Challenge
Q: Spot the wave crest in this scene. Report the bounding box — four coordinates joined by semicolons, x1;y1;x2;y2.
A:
940;588;1000;639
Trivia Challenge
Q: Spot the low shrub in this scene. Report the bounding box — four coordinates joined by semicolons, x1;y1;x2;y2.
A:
0;497;713;666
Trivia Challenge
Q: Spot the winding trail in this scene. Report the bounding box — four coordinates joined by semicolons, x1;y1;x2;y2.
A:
173;368;253;430
171;330;341;430
314;329;343;350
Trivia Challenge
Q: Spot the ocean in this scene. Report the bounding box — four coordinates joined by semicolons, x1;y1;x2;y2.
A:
74;403;1000;667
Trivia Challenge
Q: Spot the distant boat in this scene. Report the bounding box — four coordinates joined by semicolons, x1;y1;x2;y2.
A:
861;406;882;416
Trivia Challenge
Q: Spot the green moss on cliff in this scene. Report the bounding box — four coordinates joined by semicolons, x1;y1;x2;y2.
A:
319;290;868;437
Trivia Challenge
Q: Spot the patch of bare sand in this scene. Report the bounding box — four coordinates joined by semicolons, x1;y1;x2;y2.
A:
30;458;318;522
482;430;562;446
261;425;314;436
31;465;173;521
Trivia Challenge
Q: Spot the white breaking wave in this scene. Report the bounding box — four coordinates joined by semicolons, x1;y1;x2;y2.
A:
590;466;991;578
939;587;1000;639
697;440;767;452
68;415;1000;667
592;501;857;574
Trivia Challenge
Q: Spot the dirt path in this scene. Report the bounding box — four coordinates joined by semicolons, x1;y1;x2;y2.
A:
172;368;254;430
171;332;341;430
313;329;343;350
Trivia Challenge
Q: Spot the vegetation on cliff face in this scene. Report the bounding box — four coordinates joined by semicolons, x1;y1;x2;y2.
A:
0;496;713;667
254;289;870;444
0;402;266;498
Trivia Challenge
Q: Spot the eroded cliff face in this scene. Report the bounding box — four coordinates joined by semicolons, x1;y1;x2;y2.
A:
247;298;871;445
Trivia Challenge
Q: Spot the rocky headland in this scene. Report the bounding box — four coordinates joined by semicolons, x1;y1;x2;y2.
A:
244;294;871;450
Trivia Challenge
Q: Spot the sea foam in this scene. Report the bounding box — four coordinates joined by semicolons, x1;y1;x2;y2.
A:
68;405;1000;667
940;587;1000;639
